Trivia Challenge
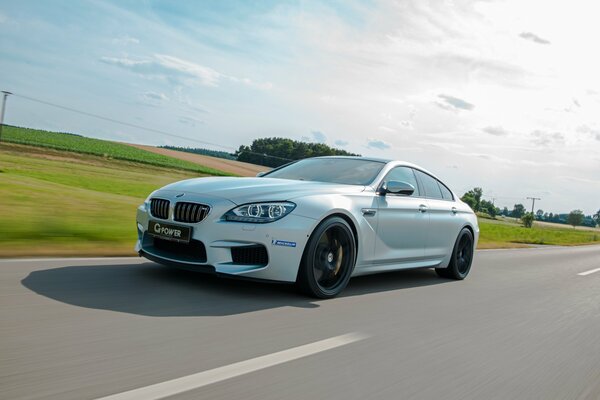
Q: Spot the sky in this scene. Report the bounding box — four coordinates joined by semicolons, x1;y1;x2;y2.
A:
0;0;599;214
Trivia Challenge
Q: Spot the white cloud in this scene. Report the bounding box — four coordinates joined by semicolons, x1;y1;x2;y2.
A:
142;91;169;101
334;139;349;147
519;32;550;45
531;130;565;146
576;125;600;141
100;55;218;86
178;116;204;126
113;36;140;45
378;126;396;133
100;54;271;90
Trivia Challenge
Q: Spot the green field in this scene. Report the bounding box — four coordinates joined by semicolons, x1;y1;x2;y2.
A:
478;217;600;248
0;143;198;256
0;142;598;257
2;125;231;176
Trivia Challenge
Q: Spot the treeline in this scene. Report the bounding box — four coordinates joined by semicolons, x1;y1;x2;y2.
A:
461;187;599;228
160;146;236;160
235;137;359;168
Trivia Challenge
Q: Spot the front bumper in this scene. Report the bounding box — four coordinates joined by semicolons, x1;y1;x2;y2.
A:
135;192;317;283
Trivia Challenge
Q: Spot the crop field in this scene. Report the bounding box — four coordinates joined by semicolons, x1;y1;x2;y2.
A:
2;125;231;176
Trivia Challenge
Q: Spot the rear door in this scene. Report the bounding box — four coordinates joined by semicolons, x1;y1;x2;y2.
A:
374;166;429;263
413;170;462;259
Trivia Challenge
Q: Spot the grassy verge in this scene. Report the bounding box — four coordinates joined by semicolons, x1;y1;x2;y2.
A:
2;125;232;176
478;218;600;249
0;143;598;256
0;143;198;257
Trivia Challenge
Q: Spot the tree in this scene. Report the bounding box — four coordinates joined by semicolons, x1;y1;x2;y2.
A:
567;210;585;227
536;209;544;220
522;212;534;228
235;137;359;167
594;209;600;226
479;199;496;217
502;207;509;216
511;203;526;218
461;187;483;212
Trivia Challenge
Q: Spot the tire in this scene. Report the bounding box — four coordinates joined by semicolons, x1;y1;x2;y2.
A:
297;216;356;298
436;228;474;280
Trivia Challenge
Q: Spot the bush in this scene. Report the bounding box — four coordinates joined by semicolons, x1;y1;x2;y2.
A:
521;213;534;228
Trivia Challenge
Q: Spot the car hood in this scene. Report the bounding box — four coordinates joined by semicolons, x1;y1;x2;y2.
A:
159;177;366;204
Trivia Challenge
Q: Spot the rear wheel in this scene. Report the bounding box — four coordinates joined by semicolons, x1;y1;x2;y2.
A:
436;228;474;280
297;217;356;298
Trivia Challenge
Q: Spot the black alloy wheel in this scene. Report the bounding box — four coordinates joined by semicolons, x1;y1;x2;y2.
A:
436;228;474;280
297;217;356;298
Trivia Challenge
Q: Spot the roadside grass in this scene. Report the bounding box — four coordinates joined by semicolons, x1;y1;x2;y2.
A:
2;125;232;176
478;218;600;248
0;143;198;257
0;143;598;256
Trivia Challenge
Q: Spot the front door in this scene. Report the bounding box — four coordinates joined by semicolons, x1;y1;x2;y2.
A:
374;167;429;264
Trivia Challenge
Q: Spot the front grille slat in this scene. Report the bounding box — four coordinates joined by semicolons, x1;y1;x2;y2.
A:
186;203;192;222
150;198;170;220
174;202;211;223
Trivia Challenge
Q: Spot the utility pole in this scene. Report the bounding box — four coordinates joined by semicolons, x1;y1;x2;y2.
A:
0;91;12;144
527;197;541;215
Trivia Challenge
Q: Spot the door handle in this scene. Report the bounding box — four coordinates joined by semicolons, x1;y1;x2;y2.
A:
418;204;428;213
361;208;377;217
451;207;457;214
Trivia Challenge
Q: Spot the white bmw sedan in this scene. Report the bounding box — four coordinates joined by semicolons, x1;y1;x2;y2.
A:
136;156;479;298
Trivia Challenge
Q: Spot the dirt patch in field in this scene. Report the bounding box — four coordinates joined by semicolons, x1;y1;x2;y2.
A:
125;143;267;177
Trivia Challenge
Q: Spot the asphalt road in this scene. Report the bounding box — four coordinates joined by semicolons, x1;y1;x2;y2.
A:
1;246;599;400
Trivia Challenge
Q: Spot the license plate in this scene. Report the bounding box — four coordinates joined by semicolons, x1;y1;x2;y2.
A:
148;220;191;243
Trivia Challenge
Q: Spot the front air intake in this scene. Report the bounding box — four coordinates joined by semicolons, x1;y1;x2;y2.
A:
231;245;269;266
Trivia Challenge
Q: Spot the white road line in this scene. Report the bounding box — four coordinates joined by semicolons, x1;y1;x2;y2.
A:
0;257;141;263
95;332;368;400
578;268;600;276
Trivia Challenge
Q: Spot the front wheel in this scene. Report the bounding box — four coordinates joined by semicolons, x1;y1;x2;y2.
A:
297;217;356;298
436;228;474;280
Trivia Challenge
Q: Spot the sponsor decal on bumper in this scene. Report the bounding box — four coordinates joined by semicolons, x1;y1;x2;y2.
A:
272;239;297;248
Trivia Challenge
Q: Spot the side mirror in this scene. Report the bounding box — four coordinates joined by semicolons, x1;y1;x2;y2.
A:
382;181;415;196
256;171;267;177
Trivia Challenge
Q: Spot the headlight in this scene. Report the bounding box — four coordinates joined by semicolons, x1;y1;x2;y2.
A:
224;202;296;223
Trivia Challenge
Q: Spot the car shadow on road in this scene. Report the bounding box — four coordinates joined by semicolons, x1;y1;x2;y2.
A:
21;262;450;317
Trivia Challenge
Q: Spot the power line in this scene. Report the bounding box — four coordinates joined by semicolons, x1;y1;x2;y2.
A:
10;92;292;162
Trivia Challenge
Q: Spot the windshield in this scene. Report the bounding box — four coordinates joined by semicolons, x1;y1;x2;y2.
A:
264;158;385;185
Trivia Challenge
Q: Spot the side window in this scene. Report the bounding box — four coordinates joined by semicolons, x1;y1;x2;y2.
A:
415;170;443;200
384;167;420;196
438;181;454;200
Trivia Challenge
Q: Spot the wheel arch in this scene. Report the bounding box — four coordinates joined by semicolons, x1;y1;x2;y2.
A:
461;223;475;238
